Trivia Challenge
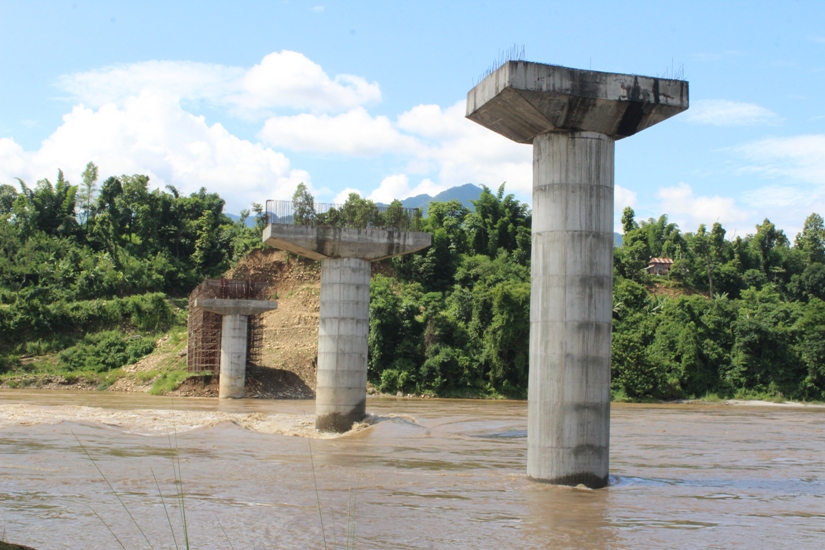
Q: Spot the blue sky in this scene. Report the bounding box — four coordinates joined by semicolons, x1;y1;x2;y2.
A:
1;1;824;236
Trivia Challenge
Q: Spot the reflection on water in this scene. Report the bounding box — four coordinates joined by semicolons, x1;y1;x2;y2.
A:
1;391;825;549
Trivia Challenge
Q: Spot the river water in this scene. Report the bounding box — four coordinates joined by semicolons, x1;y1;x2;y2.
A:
1;391;824;549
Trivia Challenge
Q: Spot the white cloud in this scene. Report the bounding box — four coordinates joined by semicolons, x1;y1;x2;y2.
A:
407;178;450;198
610;184;637;233
57;61;242;109
742;184;825;237
13;51;535;212
311;6;325;13
57;51;381;116
614;184;637;210
735;134;825;185
260;100;532;198
368;174;411;204
234;52;380;114
0;91;309;212
259;107;419;156
398;101;532;196
657;182;749;230
685;99;783;126
333;187;364;204
0;138;26;181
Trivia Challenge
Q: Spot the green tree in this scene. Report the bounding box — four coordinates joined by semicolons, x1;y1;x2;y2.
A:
795;213;825;264
691;222;728;297
292;183;316;225
0;184;17;215
77;161;99;224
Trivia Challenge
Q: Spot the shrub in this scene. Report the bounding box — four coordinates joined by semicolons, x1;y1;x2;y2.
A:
58;331;155;373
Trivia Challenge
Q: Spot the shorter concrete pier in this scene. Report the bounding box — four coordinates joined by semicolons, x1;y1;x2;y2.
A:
264;223;431;431
193;298;278;398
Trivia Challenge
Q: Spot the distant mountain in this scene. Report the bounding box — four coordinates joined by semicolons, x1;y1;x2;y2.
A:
224;212;256;227
400;183;484;215
399;183;623;247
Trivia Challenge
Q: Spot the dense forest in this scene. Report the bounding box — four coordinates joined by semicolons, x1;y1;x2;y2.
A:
2;165;824;402
0;164;265;376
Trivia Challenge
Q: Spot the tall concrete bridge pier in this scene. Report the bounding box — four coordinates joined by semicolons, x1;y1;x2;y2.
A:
467;61;688;488
193;298;278;398
264;222;431;432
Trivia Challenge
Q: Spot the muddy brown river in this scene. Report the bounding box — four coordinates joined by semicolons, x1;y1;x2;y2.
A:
1;390;824;549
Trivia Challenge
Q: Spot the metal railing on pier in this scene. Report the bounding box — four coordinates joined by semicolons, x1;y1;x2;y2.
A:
265;199;421;232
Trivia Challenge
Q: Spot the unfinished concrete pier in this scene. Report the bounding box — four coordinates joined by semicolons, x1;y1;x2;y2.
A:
264;211;431;432
193;298;278;398
467;61;688;487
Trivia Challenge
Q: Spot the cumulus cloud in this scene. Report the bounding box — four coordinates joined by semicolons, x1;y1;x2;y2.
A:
401;102;532;196
57;51;381;116
368;174;412;204
259;108;419;156
657;182;749;229
742;184;825;237
366;174;453;204
0;91;309;212
684;99;783;126
260;99;532;199
234;52;380;114
735;134;825;185
333;187;364;204
614;184;637;210
12;50;535;212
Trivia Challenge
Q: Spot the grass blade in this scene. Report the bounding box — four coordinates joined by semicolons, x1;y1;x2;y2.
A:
168;410;190;550
215;513;236;550
308;438;328;550
72;432;155;550
86;504;127;550
151;467;179;550
347;475;360;550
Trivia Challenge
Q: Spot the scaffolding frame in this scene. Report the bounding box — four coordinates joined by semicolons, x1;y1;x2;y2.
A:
187;279;269;373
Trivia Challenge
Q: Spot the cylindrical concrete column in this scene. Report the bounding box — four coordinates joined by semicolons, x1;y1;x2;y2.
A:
316;257;371;431
219;314;249;399
527;131;614;488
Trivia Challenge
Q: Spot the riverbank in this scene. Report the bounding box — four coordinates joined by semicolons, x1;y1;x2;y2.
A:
2;376;824;412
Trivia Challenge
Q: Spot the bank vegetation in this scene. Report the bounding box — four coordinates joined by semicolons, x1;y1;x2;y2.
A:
2;166;824;403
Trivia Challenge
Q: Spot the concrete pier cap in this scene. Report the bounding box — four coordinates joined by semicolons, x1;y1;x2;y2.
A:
193;298;278;399
467;61;688;488
264;223;431;432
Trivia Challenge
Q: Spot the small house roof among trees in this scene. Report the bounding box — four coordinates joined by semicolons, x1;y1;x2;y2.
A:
647;257;673;266
645;257;673;275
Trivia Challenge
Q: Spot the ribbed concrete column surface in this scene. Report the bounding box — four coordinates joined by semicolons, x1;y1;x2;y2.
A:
528;131;614;487
466;60;688;488
316;257;371;431
220;314;248;399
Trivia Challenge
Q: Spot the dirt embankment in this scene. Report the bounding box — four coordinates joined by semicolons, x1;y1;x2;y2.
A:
3;249;393;399
225;248;322;396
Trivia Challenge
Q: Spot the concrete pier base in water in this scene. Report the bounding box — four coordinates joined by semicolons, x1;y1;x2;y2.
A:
527;131;614;487
193;298;279;399
316;257;371;431
264;224;431;432
466;60;688;487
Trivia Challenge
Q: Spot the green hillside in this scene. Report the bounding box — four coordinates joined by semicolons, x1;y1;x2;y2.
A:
2;169;825;403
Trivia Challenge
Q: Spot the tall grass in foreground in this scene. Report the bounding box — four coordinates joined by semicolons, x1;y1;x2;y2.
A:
75;419;360;549
309;438;360;550
72;414;196;550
